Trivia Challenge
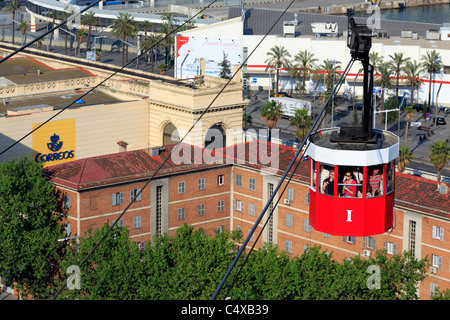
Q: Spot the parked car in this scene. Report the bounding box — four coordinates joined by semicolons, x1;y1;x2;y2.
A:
347;103;363;110
412;103;431;113
272;91;291;97
434;117;447;125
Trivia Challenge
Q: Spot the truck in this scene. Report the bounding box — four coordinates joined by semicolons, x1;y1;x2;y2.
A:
269;97;312;118
311;22;338;37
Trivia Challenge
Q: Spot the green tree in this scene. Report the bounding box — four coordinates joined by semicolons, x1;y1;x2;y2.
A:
398;145;414;172
389;52;410;98
374;62;392;120
0;157;65;299
59;224;144;300
260;99;283;142
112;12;138;67
160;12;178;65
141;33;163;72
265;45;291;95
19;21;28;45
421;50;443;125
243;111;253;130
81;11;100;51
369;51;383;75
404;60;424;105
218;51;232;79
290;108;313;143
428;140;450;184
290;49;318;96
5;0;20;45
75;29;85;58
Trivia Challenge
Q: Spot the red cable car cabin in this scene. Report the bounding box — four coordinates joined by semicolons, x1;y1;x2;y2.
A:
305;128;399;237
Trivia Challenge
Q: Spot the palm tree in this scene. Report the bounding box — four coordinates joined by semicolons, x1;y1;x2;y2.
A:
62;7;74;55
265;45;291;96
19;21;28;45
81;11;100;51
421;50;442;124
5;0;20;45
370;51;383;75
389;52;410;98
48;10;59;51
428;140;450;184
140;20;152;38
260;100;283;142
404;60;424;105
111;12;138;67
290;109;313;143
160;13;178;65
320;59;341;126
141;33;163;72
404;105;415;145
243;112;253;130
76;29;85;58
398;145;413;172
374;62;392;120
290;50;318;96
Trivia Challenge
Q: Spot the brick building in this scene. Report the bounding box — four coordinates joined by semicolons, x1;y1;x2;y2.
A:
45;140;449;300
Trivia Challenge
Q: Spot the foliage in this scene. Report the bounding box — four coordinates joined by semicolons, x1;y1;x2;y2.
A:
0;157;65;299
290;50;318;95
421;50;442;107
218;51;232;79
398;145;414;172
290;108;313;142
428;140;450;183
265;45;291;95
388;52;410;97
111;12;138;66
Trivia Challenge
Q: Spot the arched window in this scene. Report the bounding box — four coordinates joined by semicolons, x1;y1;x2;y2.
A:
204;124;226;150
163;123;180;146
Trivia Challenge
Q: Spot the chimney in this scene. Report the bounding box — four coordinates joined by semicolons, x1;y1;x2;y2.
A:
117;140;128;152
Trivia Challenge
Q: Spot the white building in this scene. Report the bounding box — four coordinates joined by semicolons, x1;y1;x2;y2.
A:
177;8;450;107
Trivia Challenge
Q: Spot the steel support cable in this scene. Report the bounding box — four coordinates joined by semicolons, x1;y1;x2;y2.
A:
211;58;355;300
50;0;294;300
0;0;218;157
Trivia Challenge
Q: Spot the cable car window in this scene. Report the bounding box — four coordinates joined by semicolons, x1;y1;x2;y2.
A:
319;163;334;194
310;159;316;190
367;165;384;198
386;161;394;194
338;166;362;198
321;167;335;196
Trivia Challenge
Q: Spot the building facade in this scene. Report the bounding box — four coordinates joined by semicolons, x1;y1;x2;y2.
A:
46;141;450;300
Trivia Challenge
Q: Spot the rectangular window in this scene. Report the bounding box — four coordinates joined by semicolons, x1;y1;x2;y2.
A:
130;189;142;202
133;216;141;229
304;219;311;232
112;192;124;206
177;208;185;220
248;229;255;241
285;240;293;253
236;174;242;187
286;188;294;201
112;219;124;228
218;175;224;186
363;236;376;250
248;203;255;216
286;213;293;227
383;241;397;255
344;236;356;245
63;195;71;209
178;181;185;194
432;226;444;241
409;220;416;258
197;203;205;216
217;200;224;212
432;255;443;270
249;177;256;190
156;186;162;235
217;225;224;233
198;178;205;190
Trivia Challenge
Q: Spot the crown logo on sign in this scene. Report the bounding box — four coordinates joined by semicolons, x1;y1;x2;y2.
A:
47;133;63;152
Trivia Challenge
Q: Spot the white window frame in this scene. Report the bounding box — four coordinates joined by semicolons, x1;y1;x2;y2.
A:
286;188;294;201
178;181;186;194
197;203;205;216
218;175;224;186
217;200;224;212
249;177;256;190
432;226;444;241
133;216;141;229
198;178;205;190
285;240;293;253
177;207;185;220
130;189;142;202
432;254;443;270
112;192;124;206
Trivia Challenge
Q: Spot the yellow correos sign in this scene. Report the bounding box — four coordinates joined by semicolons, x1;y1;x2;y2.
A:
32;119;76;167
